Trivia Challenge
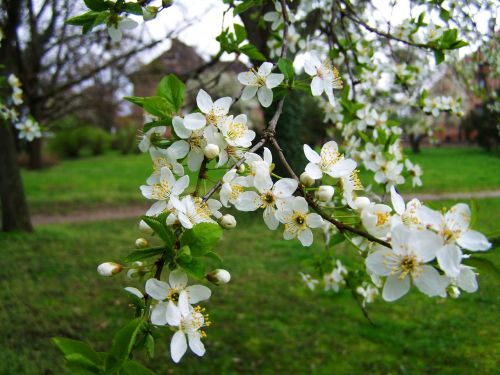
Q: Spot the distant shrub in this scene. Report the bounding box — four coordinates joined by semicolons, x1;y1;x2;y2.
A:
462;93;500;153
50;126;111;158
111;124;139;155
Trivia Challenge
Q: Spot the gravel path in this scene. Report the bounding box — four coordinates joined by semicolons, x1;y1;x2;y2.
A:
31;190;500;226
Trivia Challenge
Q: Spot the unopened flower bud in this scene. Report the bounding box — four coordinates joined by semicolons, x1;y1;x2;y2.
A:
354;196;371;210
316;185;335;202
449;285;460;299
97;262;123;277
139;220;153;234
143;6;158;20
238;164;246;174
135;238;149;248
204;143;220;159
219;214;237;229
207;269;231;285
300;172;315;187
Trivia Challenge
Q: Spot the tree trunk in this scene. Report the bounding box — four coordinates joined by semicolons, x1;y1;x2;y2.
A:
409;134;421;154
0;122;33;232
27;137;43;169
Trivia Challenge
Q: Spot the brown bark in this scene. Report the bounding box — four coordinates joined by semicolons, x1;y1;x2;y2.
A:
0;122;33;232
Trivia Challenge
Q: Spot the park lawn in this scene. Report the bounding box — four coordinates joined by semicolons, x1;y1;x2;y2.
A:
373;146;500;195
22;147;500;214
21;152;224;214
0;198;498;374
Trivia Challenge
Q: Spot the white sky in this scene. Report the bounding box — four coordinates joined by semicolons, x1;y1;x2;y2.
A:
137;0;497;65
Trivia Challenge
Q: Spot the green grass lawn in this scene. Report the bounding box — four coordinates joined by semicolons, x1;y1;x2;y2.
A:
22;147;500;214
390;146;500;194
1;198;498;374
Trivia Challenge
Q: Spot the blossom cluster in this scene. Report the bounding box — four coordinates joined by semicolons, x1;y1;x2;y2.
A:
0;71;42;142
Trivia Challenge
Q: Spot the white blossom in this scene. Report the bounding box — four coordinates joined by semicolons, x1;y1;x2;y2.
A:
238;62;284;108
276;197;324;246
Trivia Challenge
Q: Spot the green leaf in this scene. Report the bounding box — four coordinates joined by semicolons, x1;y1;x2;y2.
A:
278;58;295;84
145;334;155;359
141;216;175;248
142;117;172;133
124;3;143;15
233;0;256;15
124;247;165;263
84;0;108;11
234;24;247;44
109;318;144;362
177;257;205;279
434;50;445;65
180;223;223;257
156;74;185;112
121;360;157;375
439;8;450;22
66;11;99;26
177;245;192;263
143;96;174;117
124;96;145;107
204;251;223;266
239;43;266;61
463;257;500;282
53;338;101;365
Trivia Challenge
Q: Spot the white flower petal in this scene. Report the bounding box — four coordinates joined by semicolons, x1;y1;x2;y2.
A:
328;159;357;178
303;144;321;163
172;116;191;139
213;97;232;114
238;72;256;86
382;275;410;301
457;230;491;251
241;85;258;100
305;164;323;179
172;175;190;195
170;330;187;363
188;333;206;357
311;76;324;96
456;266;478;293
184;113;206;130
235;191;261;211
298;228;313;246
124;287;143;299
273;178;298;198
151;302;168;326
196;89;213;113
168;269;188;289
366;249;392;276
266;73;284;89
168;141;190;159
263;208;279;230
390;186;406;216
417;206;443;232
166;301;181;326
413;265;448;297
306;213;324;228
145;278;169;301
292;196;309;213
258;62;273;76
410;229;442;262
185;285;211;304
188;150;204;172
257;86;273;108
436;244;462;277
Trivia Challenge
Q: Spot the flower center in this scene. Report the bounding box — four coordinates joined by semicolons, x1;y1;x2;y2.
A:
167;289;179;302
397;255;419;279
376;212;390;226
152;180;171;200
227;122;246;140
261;192;276;207
294;213;306;226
